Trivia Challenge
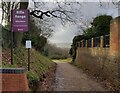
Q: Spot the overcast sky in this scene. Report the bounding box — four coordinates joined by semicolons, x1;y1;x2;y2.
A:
28;1;119;48
45;2;118;45
1;1;119;48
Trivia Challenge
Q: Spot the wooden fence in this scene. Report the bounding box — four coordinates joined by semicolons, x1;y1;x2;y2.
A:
76;35;110;48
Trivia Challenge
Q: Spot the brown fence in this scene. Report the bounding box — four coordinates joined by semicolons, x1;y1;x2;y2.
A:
76;35;110;48
75;16;120;90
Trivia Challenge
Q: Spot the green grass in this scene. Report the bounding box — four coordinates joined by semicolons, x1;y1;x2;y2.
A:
52;58;72;62
2;46;55;90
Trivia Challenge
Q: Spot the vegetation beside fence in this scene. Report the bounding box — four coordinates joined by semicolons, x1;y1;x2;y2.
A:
70;16;120;91
69;15;112;62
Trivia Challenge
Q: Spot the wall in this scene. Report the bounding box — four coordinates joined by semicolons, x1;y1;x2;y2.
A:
75;16;120;90
1;68;29;91
110;17;120;56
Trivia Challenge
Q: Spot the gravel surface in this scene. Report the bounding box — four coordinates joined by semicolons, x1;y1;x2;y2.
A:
53;61;108;91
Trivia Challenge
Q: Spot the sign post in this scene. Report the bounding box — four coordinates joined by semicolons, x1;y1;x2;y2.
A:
12;9;29;32
10;24;13;65
11;9;29;65
26;40;31;71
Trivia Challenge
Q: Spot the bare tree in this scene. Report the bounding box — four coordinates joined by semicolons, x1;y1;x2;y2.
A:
2;0;119;48
1;1;20;24
30;1;83;24
33;18;54;38
1;0;29;48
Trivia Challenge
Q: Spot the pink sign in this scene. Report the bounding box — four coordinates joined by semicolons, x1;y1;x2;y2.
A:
12;9;29;32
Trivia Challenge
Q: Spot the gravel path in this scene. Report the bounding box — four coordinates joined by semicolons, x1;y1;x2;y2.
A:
53;61;108;91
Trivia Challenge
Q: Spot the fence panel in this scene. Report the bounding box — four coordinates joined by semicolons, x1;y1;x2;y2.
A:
76;35;110;48
83;40;86;47
87;39;92;47
93;37;100;47
104;35;110;48
76;42;79;47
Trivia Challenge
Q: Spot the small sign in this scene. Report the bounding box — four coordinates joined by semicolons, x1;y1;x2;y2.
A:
12;9;29;32
26;40;31;48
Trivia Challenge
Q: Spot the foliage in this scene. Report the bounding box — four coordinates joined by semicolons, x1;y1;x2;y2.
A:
1;2;53;50
1;1;29;48
69;15;112;62
69;35;84;62
44;43;70;59
2;25;11;48
21;17;47;53
22;33;47;53
84;15;112;38
49;55;67;59
2;47;55;91
52;58;72;63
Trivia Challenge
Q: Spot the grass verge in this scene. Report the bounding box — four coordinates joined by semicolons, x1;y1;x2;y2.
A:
52;58;72;63
2;47;56;91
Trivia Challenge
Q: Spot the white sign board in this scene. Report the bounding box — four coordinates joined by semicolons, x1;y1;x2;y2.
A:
26;40;31;48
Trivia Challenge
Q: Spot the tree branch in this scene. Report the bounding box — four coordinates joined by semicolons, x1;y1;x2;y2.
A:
30;9;75;23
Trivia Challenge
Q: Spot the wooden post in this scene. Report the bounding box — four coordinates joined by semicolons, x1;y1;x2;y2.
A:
110;17;120;56
11;10;13;65
11;30;13;65
100;36;104;48
86;40;88;48
82;40;84;47
28;48;30;71
92;38;94;48
79;42;80;47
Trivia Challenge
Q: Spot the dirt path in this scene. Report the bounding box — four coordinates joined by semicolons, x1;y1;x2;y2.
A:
53;61;108;91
